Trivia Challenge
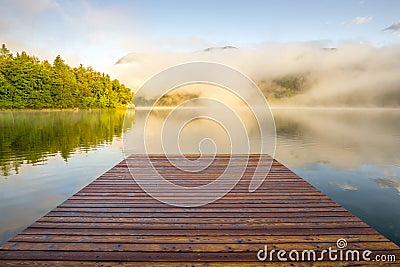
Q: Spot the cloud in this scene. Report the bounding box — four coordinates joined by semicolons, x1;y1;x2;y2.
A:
383;20;400;32
0;0;140;71
0;1;218;72
343;16;373;25
0;0;60;13
110;42;400;107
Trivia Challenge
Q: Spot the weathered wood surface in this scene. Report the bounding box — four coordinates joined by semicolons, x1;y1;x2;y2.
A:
1;154;399;266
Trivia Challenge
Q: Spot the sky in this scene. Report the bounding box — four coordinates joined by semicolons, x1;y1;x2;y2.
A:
1;0;400;72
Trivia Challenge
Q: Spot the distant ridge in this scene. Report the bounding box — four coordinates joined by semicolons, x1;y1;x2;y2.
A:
115;46;239;65
202;45;238;52
115;53;141;64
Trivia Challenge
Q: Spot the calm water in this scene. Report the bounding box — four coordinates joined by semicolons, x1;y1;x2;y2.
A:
0;108;399;246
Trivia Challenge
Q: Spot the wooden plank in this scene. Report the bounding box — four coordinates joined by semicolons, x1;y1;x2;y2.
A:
1;154;399;266
19;227;380;236
1;260;399;266
3;241;399;252
9;234;389;244
36;216;362;223
1;250;399;261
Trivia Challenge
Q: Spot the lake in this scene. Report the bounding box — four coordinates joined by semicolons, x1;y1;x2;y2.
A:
0;108;399;246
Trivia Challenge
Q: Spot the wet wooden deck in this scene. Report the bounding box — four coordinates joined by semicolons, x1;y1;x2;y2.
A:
0;154;399;266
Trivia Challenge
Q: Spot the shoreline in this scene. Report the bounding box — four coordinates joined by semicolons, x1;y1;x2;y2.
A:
0;107;132;112
2;106;400;112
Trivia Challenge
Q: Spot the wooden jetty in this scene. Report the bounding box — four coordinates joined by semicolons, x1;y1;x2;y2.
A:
0;154;399;266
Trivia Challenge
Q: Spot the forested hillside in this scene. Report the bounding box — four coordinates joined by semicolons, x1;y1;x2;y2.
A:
135;75;308;107
0;44;133;109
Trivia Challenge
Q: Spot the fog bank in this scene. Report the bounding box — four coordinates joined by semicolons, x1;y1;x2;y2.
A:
110;43;400;107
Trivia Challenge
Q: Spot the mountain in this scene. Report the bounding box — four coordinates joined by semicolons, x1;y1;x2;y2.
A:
115;53;142;65
115;46;238;65
202;46;238;52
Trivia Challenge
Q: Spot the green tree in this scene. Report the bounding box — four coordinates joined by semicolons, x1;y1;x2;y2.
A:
51;55;76;108
0;73;14;108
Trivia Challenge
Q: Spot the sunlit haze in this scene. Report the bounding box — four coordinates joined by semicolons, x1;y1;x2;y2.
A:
1;0;400;72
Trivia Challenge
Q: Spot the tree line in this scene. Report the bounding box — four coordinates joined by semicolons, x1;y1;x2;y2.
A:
0;44;133;109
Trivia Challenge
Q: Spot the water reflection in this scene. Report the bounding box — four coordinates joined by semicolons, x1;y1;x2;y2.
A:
124;107;274;155
0;110;136;245
331;182;358;191
374;177;400;194
273;108;400;168
0;108;399;246
0;110;135;176
127;107;400;167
